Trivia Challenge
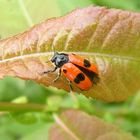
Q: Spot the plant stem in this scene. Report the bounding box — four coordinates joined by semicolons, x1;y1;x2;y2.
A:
0;102;45;112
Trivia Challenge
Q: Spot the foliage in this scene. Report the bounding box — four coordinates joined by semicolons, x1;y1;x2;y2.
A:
0;0;140;140
0;5;140;102
49;109;137;140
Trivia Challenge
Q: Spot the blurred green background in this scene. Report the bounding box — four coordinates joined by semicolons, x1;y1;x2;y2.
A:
0;0;140;140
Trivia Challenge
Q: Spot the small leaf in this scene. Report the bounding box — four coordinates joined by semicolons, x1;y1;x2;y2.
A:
131;91;140;109
12;96;28;104
0;6;140;102
49;109;138;140
40;112;54;122
46;96;63;112
11;112;38;124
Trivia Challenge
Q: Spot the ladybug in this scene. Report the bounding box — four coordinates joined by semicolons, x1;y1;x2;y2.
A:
43;52;99;91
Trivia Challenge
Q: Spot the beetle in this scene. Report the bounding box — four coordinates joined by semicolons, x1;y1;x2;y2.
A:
43;52;99;91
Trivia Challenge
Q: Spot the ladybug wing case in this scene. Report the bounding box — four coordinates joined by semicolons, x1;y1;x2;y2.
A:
68;54;99;84
68;54;98;74
61;63;92;90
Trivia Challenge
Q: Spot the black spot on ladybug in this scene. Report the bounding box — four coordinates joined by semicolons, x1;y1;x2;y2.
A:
74;78;80;84
74;73;85;84
84;59;91;67
63;69;67;73
78;73;85;81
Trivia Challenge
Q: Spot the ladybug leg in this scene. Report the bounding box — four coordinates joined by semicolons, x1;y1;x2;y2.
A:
42;66;57;74
66;79;73;92
53;69;61;83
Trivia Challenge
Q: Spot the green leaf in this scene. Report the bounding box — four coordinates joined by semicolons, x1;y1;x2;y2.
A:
46;96;63;112
0;0;61;39
0;6;140;102
21;124;52;140
58;0;93;15
49;109;138;140
12;96;28;104
40;112;54;122
92;0;139;11
0;0;92;39
11;112;38;124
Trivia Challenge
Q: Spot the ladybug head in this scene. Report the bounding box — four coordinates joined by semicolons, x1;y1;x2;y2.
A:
51;52;69;67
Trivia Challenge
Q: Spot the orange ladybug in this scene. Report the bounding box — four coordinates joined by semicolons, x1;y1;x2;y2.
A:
43;52;99;91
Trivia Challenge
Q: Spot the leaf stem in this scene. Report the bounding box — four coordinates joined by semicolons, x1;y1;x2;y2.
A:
0;102;45;112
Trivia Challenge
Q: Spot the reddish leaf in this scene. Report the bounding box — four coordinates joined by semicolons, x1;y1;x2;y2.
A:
0;6;140;102
49;109;138;140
